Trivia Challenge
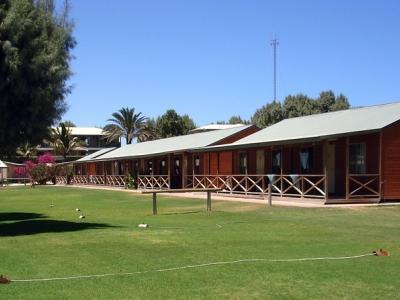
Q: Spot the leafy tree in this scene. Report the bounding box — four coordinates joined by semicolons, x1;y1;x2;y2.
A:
63;120;76;127
251;91;350;128
228;115;246;125
0;0;75;158
283;94;317;118
51;123;84;161
103;107;153;144
181;114;196;134
156;109;196;138
251;100;284;128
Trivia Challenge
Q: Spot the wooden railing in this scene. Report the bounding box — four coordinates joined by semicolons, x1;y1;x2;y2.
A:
106;175;126;186
89;175;105;185
185;174;326;199
73;175;88;184
71;175;126;187
348;174;380;199
56;176;67;184
138;175;169;190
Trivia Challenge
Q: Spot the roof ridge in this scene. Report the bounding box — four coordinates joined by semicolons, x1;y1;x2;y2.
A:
124;124;251;147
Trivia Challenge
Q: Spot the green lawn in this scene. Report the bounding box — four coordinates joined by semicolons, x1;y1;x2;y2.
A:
0;186;399;299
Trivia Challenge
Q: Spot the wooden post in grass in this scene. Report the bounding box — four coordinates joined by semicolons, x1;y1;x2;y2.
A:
268;183;272;206
207;191;211;211
152;192;157;215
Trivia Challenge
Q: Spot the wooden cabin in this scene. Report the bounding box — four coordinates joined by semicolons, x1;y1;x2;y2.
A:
188;102;400;203
63;102;400;204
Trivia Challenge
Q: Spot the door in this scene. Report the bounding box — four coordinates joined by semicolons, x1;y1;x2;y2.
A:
327;144;335;194
256;150;265;174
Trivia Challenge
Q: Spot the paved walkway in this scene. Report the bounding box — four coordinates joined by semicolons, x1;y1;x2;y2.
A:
48;184;400;208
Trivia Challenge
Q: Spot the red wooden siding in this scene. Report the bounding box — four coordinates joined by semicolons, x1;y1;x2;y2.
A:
209;152;218;174
219;151;233;175
382;122;400;199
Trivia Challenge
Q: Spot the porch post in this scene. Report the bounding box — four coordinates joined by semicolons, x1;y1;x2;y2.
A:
181;153;186;189
345;136;350;200
323;141;329;201
103;162;106;185
168;154;171;189
192;153;195;189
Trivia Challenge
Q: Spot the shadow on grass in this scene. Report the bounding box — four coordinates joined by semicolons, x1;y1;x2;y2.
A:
0;219;115;237
0;212;46;222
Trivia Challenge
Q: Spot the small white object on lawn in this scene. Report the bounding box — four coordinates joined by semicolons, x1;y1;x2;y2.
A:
138;223;149;228
79;215;85;219
75;208;80;212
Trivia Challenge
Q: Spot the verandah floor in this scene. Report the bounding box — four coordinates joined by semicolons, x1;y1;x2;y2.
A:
53;184;393;208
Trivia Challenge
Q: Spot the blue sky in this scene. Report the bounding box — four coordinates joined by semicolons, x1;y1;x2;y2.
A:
63;0;400;127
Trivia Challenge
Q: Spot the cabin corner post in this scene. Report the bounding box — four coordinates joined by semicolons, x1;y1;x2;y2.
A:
379;130;383;201
345;136;350;200
323;140;329;201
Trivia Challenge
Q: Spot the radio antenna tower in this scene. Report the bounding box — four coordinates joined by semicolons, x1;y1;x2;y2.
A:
270;37;279;101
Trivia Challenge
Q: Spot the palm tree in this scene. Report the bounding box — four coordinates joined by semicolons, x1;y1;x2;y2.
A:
103;107;155;144
16;142;38;159
51;123;85;161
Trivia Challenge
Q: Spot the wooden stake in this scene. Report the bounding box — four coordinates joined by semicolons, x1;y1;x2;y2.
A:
152;192;157;215
207;191;211;211
268;183;272;206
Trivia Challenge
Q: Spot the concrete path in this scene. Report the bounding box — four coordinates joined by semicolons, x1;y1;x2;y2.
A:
46;184;400;208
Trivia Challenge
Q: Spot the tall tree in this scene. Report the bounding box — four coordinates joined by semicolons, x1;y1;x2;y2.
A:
51;123;83;161
251;91;350;128
283;94;317;118
181;114;196;134
156;109;196;138
0;0;75;158
251;100;284;128
103;107;153;144
63;120;76;127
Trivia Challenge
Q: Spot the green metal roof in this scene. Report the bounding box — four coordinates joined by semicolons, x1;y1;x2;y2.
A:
76;148;117;162
90;125;253;161
199;102;400;151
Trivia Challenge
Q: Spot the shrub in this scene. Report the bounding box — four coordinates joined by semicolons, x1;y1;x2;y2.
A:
37;153;55;164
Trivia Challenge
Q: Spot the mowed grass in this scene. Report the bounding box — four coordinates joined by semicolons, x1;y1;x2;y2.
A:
0;187;399;299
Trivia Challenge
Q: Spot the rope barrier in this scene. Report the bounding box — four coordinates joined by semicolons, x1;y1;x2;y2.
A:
9;252;377;283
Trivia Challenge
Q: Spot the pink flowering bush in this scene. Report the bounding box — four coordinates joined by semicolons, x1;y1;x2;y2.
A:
37;152;55;164
26;153;56;185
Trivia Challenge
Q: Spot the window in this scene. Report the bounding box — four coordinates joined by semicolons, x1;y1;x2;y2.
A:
349;143;366;174
147;161;153;175
271;150;281;174
299;148;314;173
194;156;200;174
239;152;247;174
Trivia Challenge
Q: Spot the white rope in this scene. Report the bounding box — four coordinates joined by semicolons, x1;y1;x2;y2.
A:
11;252;375;283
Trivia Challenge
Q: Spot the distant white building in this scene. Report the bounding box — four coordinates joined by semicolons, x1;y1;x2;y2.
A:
190;123;245;133
37;127;120;161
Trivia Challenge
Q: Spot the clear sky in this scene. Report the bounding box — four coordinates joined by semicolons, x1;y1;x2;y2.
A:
63;0;400;127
